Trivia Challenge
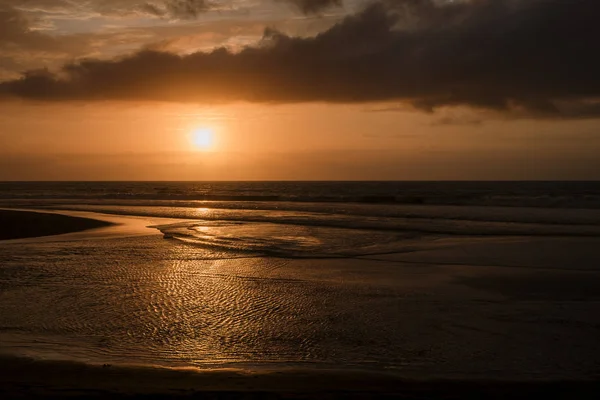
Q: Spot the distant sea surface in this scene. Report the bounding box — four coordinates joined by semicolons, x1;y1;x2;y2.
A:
2;181;600;208
1;181;600;379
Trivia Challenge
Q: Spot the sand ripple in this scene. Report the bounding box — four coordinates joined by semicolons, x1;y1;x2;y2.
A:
2;230;600;379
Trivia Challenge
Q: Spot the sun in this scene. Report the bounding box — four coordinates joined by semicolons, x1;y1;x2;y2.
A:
190;128;215;151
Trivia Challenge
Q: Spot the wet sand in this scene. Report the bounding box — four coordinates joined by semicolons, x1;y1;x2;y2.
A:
0;209;113;240
2;209;600;398
1;356;599;399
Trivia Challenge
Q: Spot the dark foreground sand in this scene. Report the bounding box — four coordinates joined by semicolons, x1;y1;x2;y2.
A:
0;209;113;240
0;356;599;399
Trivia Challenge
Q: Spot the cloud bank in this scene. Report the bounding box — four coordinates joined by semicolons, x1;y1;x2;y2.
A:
1;0;599;117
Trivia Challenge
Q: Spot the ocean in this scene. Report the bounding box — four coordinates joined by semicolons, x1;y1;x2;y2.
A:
1;181;600;380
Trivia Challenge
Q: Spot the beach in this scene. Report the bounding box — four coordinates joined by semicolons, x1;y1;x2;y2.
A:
1;182;600;397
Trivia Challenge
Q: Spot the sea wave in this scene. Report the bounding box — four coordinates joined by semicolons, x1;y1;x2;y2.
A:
46;203;600;232
30;203;600;258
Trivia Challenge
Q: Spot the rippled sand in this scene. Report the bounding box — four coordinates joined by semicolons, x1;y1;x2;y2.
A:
1;210;600;381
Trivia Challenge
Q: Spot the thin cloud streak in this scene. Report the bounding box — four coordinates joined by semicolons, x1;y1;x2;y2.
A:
284;0;342;14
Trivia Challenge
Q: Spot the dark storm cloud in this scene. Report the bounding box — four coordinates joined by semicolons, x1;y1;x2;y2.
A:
1;0;600;117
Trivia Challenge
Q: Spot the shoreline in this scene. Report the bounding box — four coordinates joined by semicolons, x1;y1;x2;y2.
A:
0;209;114;241
1;356;599;399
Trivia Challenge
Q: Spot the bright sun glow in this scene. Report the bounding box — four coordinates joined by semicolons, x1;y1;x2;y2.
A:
190;128;215;151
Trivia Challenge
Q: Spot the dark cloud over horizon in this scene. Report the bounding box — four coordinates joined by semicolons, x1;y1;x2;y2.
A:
1;0;599;118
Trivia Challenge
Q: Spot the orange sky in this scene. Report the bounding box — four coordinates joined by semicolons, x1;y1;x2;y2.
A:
1;0;599;180
1;101;599;180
